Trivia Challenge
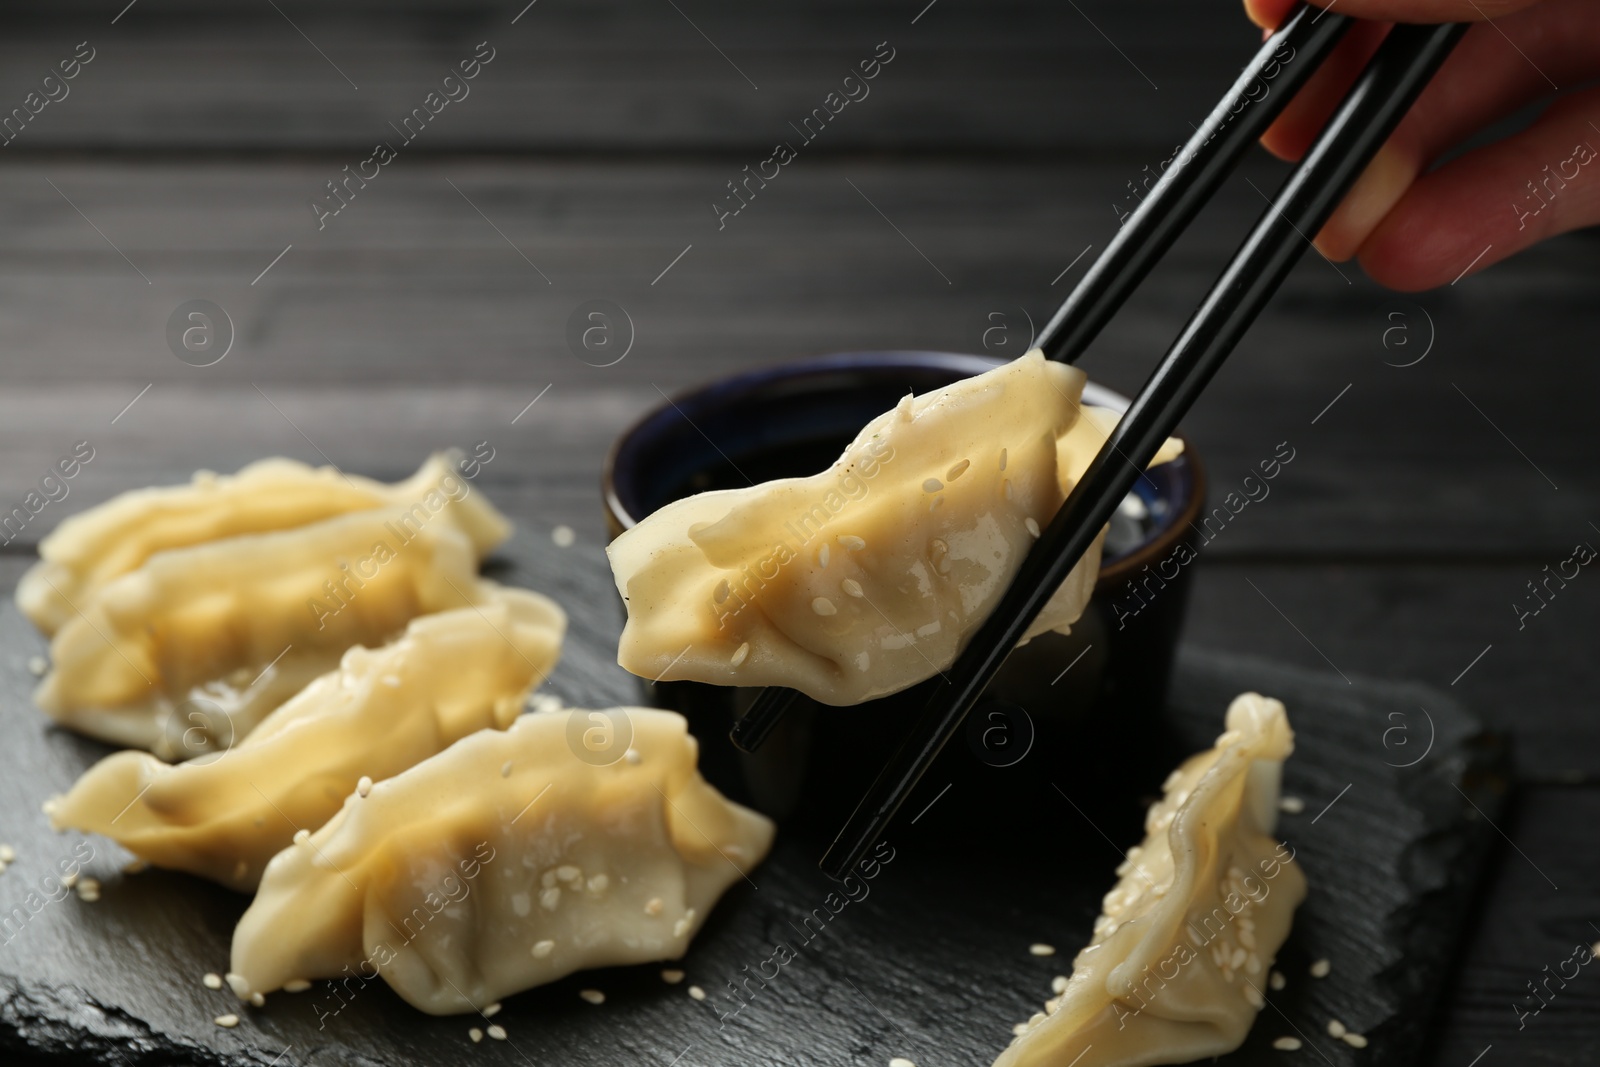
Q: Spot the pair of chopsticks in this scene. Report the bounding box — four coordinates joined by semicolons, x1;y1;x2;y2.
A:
732;5;1467;880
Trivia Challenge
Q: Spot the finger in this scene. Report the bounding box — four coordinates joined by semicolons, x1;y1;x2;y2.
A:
1259;18;1391;162
1244;0;1540;29
1355;86;1600;290
1307;0;1600;257
1252;0;1589;162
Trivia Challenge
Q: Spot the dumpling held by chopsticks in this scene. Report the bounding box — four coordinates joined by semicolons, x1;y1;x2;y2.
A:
607;351;1181;705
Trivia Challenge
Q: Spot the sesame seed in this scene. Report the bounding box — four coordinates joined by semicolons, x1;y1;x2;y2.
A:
1025;517;1041;538
688;985;706;1001
1242;983;1264;1009
1310;958;1331;978
1050;976;1068;994
645;897;664;916
714;579;730;603
1269;970;1286;991
556;865;581;882
284;979;311;993
624;749;641;765
500;762;513;778
552;525;576;548
487;1024;507;1040
1011;1023;1031;1036
946;460;970;482
532;940;555;958
60;872;77;889
469;1028;483;1043
818;544;830;568
540;887;562;910
1593;941;1600;959
838;535;866;551
226;973;250;998
28;655;47;677
1327;1019;1346;1038
357;776;373;797
41;799;58;817
923;478;943;494
999;448;1008;471
812;597;838;616
1343;1032;1368;1048
730;642;750;667
673;917;691;938
579;989;605;1005
0;845;15;863
1002;479;1013;501
1279;796;1305;814
1029;943;1055;957
1272;1037;1302;1051
249;992;265;1008
293;829;310;845
662;969;685;984
203;973;224;990
842;578;865;598
890;1059;918;1067
896;393;914;422
380;675;402;688
214;1014;240;1029
588;873;610;893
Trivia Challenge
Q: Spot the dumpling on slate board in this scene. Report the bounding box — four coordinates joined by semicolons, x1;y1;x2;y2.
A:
35;506;492;756
994;693;1306;1067
46;586;565;892
17;450;509;636
607;350;1182;706
230;708;774;1015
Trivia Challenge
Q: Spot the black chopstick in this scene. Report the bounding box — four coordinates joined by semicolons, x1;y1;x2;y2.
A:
728;3;1352;756
819;20;1468;881
1038;1;1350;363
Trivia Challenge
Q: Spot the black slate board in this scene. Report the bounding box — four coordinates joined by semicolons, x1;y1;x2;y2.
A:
0;535;1507;1067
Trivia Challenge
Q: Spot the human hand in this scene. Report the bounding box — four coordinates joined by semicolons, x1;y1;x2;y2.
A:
1244;0;1600;290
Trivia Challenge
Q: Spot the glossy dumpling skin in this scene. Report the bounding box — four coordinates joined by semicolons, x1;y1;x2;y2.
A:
994;694;1306;1067
17;450;509;635
46;587;565;892
35;506;487;755
609;351;1181;705
230;708;775;1014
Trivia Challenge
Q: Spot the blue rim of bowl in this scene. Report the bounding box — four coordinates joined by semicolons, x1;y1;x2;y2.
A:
602;351;1206;587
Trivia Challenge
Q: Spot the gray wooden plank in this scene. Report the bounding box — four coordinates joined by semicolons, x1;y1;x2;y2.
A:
0;157;1595;555
1184;565;1600;781
0;0;1253;152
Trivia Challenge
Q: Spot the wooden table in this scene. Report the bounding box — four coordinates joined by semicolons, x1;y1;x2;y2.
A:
1;1;1596;1062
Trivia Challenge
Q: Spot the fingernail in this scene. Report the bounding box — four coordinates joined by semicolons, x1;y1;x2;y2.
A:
1316;142;1416;261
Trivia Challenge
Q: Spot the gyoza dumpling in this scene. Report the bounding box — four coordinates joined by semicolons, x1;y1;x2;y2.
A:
230;708;774;1014
18;450;509;635
46;587;564;892
36;506;490;754
608;351;1181;705
994;694;1306;1067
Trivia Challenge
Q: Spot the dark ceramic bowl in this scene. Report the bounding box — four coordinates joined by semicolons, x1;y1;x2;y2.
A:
603;352;1205;837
